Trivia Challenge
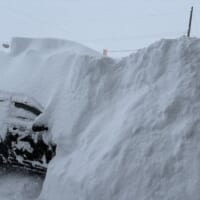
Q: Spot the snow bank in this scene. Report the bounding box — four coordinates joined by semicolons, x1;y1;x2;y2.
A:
0;170;43;200
1;36;200;200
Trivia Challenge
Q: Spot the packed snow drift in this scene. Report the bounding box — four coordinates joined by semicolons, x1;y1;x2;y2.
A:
0;170;43;200
0;36;200;200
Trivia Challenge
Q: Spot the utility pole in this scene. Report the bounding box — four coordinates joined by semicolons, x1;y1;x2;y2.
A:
187;6;194;37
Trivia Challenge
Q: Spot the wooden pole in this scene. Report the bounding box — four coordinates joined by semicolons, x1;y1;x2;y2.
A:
187;6;193;37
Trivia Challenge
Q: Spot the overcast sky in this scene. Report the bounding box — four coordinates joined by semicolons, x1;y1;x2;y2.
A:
0;0;198;56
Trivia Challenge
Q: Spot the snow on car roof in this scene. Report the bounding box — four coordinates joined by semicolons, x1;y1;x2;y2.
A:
0;90;43;112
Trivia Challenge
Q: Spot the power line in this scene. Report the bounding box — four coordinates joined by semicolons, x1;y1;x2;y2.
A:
109;49;137;53
193;8;200;35
2;5;70;36
82;31;185;43
102;30;185;55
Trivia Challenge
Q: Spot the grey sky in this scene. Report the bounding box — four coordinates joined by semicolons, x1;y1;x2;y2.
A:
0;0;198;56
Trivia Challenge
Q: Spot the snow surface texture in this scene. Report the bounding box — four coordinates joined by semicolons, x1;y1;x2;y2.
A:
0;91;44;139
0;170;43;200
0;36;200;200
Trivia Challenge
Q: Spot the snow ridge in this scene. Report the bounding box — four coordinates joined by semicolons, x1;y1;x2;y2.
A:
1;36;200;200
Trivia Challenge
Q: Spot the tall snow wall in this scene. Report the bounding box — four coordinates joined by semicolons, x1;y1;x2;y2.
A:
0;37;200;200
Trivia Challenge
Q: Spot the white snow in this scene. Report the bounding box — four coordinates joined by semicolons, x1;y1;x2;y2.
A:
1;36;200;200
0;170;43;200
0;91;44;139
0;95;9;140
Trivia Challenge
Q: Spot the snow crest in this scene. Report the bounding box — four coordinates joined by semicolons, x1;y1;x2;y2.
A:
1;37;200;200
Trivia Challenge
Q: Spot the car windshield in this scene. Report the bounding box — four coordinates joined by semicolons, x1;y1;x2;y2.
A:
14;102;42;116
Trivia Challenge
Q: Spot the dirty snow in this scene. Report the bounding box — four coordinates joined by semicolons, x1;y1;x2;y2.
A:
0;36;200;200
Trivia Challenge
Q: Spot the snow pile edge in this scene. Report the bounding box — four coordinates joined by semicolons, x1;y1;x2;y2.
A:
0;36;200;200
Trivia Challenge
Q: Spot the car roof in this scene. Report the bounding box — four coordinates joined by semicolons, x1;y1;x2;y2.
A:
0;90;44;112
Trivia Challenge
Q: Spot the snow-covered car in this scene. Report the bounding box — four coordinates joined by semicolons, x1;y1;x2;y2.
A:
0;91;56;175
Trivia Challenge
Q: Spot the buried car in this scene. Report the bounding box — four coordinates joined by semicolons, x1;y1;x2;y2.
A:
0;91;56;175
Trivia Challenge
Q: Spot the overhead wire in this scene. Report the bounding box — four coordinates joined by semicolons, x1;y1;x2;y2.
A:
2;4;70;36
106;31;185;54
1;4;197;55
193;7;200;35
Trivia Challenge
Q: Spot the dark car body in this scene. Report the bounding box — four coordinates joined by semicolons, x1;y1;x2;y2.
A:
0;92;56;175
